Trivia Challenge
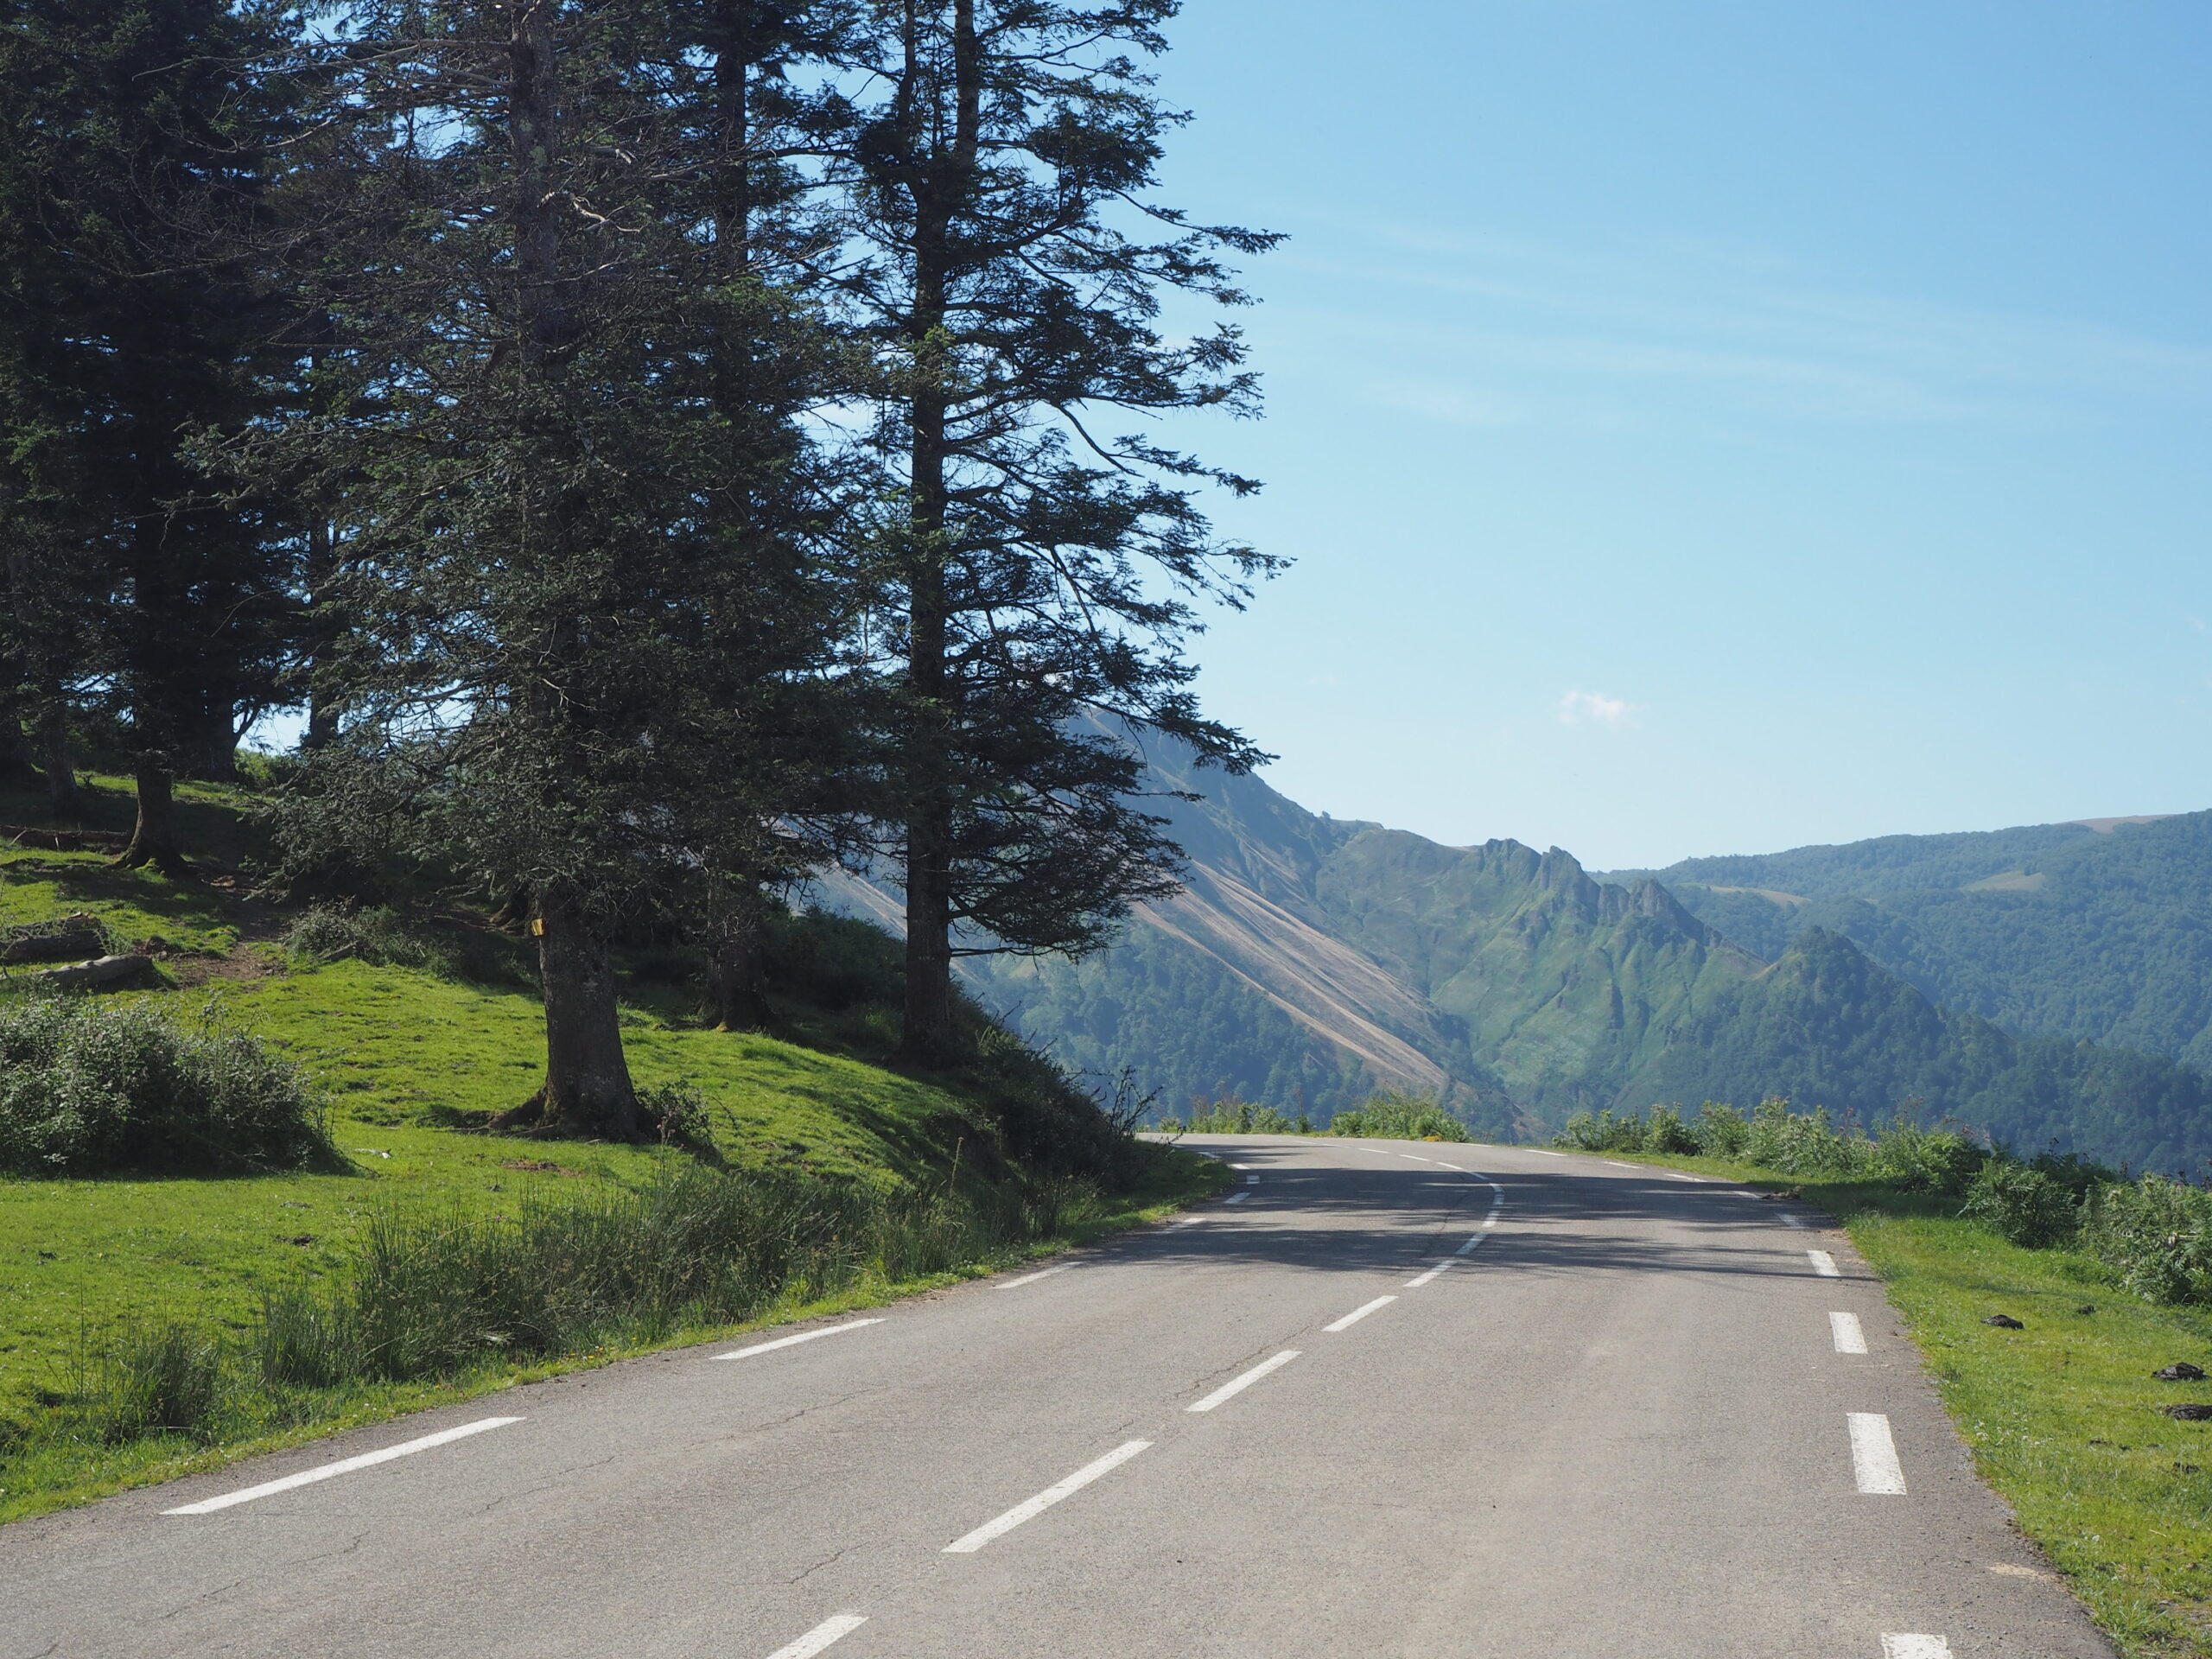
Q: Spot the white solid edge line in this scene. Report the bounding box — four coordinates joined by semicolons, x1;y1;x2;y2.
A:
715;1318;884;1361
764;1614;868;1659
995;1263;1076;1290
163;1416;522;1514
1848;1412;1907;1494
1782;1212;1808;1229
1881;1636;1951;1658
1808;1249;1840;1277
1224;1192;1250;1204
1831;1311;1869;1354
1187;1351;1300;1413
943;1440;1151;1552
1324;1295;1397;1332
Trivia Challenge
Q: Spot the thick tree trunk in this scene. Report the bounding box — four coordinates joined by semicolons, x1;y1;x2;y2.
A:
116;762;189;876
0;693;35;787
707;883;772;1030
513;886;641;1138
35;690;80;819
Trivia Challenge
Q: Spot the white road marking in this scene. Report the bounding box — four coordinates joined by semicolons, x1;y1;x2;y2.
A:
1454;1232;1487;1255
1224;1192;1250;1204
764;1615;868;1659
1664;1171;1704;1181
1187;1351;1300;1412
1245;1173;1260;1185
1830;1312;1868;1353
1405;1261;1453;1287
1325;1296;1397;1332
163;1417;522;1514
1604;1160;1640;1169
1169;1216;1203;1227
716;1319;884;1361
995;1264;1075;1290
1808;1249;1840;1277
943;1440;1151;1553
1880;1637;1949;1658
1849;1412;1907;1494
1782;1212;1807;1229
1527;1148;1565;1157
1733;1191;1763;1200
1397;1153;1430;1162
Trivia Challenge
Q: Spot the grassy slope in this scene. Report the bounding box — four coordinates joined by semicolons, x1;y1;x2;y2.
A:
0;780;1222;1522
1592;1147;2212;1659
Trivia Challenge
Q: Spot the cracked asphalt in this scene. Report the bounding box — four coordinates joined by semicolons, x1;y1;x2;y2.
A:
0;1138;2114;1656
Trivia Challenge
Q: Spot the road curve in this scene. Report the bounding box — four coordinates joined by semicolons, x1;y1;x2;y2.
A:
0;1136;2111;1657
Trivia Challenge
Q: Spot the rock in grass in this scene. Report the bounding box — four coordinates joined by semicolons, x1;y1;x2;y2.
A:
2154;1363;2207;1382
2158;1403;2212;1421
1983;1314;2025;1329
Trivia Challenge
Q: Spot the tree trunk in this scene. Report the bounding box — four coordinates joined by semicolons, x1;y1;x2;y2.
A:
893;0;980;1066
707;882;772;1030
116;762;190;876
0;692;35;786
303;514;339;749
516;886;641;1138
35;689;80;819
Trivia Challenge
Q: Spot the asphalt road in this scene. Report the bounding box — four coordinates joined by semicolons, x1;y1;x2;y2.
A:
1;1136;2113;1658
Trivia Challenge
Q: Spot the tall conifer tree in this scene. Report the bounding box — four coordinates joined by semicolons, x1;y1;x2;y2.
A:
830;0;1279;1061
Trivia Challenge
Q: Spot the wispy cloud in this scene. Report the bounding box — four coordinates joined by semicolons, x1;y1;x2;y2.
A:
1261;220;2212;432
1557;690;1636;729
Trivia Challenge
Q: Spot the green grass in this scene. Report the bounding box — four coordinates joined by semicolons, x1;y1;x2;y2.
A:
1593;1147;2212;1658
0;791;1225;1524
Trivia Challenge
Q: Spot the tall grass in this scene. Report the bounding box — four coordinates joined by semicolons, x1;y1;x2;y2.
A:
15;1160;1118;1471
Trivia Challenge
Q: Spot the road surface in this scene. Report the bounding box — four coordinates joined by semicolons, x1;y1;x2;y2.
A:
0;1136;2111;1657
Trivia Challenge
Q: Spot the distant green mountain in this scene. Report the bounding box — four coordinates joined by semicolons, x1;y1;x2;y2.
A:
942;753;2212;1171
1609;811;2212;1071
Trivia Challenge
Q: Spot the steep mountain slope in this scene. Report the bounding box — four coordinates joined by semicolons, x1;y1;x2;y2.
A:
1613;810;2212;1069
949;747;2212;1167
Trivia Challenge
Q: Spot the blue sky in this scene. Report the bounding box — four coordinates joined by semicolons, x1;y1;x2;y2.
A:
1141;0;2212;868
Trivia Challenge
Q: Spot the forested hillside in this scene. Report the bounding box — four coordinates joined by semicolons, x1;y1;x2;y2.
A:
1614;811;2212;1069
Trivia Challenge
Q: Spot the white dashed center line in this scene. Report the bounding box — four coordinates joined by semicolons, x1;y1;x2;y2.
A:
1781;1212;1807;1229
1404;1261;1452;1288
995;1264;1075;1290
943;1440;1152;1553
1187;1351;1300;1412
1830;1312;1868;1353
763;1614;868;1659
163;1416;522;1515
1224;1192;1250;1204
1808;1249;1840;1277
1324;1296;1396;1332
1848;1413;1907;1494
716;1319;884;1361
1881;1635;1950;1657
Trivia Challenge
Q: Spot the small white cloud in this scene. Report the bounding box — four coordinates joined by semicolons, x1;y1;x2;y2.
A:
1557;689;1636;729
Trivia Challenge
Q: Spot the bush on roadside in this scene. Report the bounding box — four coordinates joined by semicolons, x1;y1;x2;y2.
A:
1332;1090;1470;1142
0;995;334;1176
1960;1159;2080;1249
1690;1102;1749;1158
2079;1175;2212;1306
284;905;454;977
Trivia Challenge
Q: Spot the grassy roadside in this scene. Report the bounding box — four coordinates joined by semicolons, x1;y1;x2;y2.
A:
1;780;1230;1527
2;1141;1219;1528
1592;1146;2212;1659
